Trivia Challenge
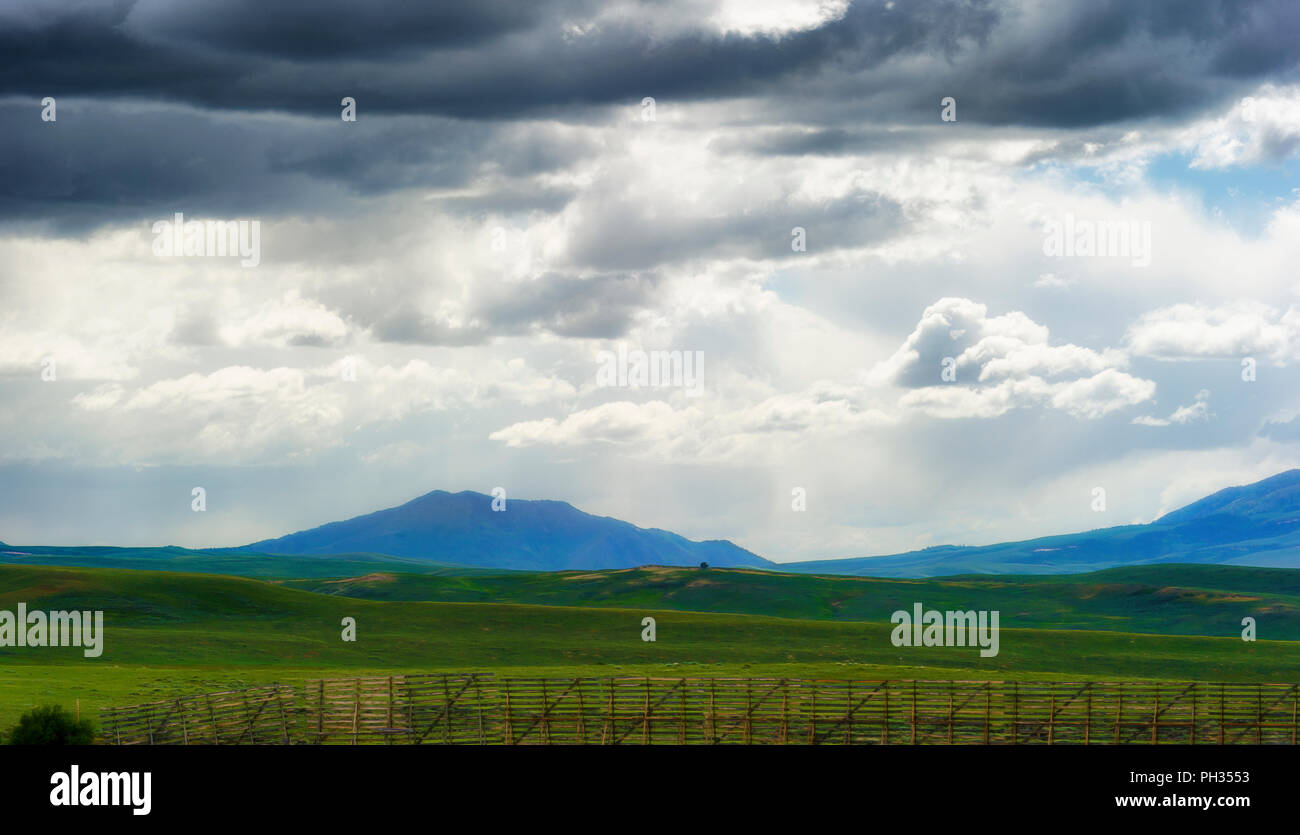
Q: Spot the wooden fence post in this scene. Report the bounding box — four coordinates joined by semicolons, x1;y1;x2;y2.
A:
277;690;288;745
1114;689;1122;745
709;679;717;744
386;676;394;745
679;679;688;745
642;678;650;745
578;679;589;745
1011;681;1018;745
603;680;614;745
947;682;954;745
1257;685;1264;745
809;685;817;745
1219;684;1225;745
1049;693;1056;745
539;679;549;745
1152;686;1159;745
910;681;917;745
351;679;360;746
503;680;514;745
442;675;454;745
744;680;752;745
880;682;888;745
1084;683;1091;745
983;683;990;745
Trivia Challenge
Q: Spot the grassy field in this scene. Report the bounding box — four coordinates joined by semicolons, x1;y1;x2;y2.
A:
0;545;498;579
2;563;1300;730
275;563;1300;639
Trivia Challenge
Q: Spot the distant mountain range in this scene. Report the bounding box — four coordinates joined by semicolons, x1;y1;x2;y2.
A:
8;471;1300;578
238;489;771;571
782;469;1300;577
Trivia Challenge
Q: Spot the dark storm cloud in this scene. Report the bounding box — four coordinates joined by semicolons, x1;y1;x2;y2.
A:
0;103;339;230
562;190;907;271
3;0;1299;234
370;310;493;347
2;0;999;118
4;0;1297;234
5;0;1298;129
482;271;663;338
437;185;578;216
708;127;936;157
0;101;588;230
123;0;596;59
367;272;663;346
939;0;1300;127
729;0;1300;135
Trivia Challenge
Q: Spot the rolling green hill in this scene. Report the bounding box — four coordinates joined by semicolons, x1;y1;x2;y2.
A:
0;545;494;579
276;563;1300;640
1;563;1299;730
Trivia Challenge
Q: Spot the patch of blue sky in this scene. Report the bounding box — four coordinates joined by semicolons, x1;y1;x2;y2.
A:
1026;152;1298;238
1145;151;1299;237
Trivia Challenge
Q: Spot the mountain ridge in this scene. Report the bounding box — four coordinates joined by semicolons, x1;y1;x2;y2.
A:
781;469;1300;577
16;472;1300;578
238;488;770;571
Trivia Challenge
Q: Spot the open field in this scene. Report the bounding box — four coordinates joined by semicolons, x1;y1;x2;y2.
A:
277;563;1300;639
0;545;498;579
8;552;1300;636
2;563;1300;731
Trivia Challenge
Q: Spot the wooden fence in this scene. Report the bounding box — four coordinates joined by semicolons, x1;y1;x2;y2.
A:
99;684;298;745
302;674;496;744
100;677;1300;745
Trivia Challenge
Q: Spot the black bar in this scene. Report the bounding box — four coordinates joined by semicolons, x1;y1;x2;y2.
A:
1;744;1281;822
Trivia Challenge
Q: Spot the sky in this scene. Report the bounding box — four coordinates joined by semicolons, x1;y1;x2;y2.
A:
2;0;1300;562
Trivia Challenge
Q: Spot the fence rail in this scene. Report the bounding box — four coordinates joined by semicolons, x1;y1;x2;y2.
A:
99;677;1300;745
100;684;297;746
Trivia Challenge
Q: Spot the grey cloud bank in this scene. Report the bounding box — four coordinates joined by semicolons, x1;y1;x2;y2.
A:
3;0;1300;562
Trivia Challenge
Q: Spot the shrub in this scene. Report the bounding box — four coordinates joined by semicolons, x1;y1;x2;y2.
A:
7;705;96;745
